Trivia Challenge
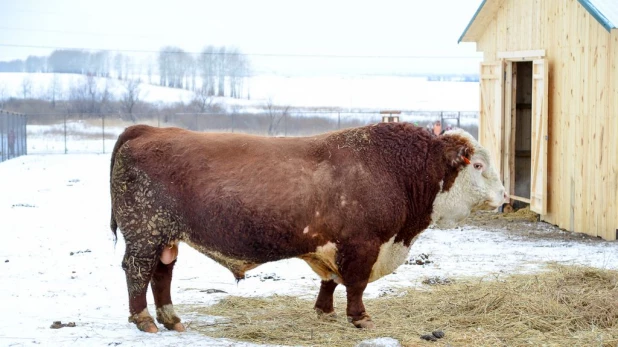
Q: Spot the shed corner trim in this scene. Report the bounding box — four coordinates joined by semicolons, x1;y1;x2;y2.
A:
577;0;615;32
458;0;488;43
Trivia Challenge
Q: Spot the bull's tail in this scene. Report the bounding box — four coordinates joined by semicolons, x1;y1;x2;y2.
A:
109;125;153;241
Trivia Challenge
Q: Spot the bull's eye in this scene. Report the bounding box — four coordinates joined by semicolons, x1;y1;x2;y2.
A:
473;163;483;171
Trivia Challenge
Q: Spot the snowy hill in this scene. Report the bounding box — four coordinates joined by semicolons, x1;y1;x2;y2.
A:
0;72;194;105
0;72;480;111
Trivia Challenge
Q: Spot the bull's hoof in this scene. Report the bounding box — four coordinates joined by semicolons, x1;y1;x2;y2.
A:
315;308;338;321
349;316;375;329
139;321;159;333
156;305;184;332
167;322;186;332
129;314;158;333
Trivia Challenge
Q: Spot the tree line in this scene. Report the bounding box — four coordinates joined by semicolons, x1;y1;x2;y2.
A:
0;46;251;98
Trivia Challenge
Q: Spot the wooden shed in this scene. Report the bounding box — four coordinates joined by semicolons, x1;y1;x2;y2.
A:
459;0;618;240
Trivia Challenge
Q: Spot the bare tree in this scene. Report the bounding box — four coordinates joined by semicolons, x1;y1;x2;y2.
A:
229;48;250;99
69;75;108;115
0;59;24;72
215;46;227;97
121;79;142;121
158;48;171;87
21;77;33;98
90;51;110;77
48;49;88;74
48;74;62;108
191;88;214;112
25;55;47;72
266;98;290;136
0;83;7;108
174;49;190;89
198;45;217;96
114;53;124;80
158;46;181;87
158;46;194;90
188;55;197;91
123;55;132;80
100;81;111;113
146;56;154;84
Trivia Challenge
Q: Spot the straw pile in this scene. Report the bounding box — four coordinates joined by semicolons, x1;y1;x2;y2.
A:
469;206;539;223
183;265;618;346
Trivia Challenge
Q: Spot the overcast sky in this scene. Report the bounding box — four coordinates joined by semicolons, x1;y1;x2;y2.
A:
0;0;484;75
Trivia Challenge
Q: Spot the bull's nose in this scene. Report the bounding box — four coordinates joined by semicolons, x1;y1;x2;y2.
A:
503;191;509;203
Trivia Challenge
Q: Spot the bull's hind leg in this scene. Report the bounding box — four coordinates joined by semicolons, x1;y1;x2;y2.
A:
151;246;185;332
314;280;338;320
122;245;159;333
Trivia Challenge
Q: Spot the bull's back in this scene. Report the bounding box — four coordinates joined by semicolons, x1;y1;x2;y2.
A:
120;127;321;209
111;126;328;262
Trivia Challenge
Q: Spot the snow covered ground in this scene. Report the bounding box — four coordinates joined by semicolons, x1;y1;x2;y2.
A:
2;154;618;346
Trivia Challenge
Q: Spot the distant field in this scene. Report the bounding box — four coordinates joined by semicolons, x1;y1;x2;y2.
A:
0;72;479;111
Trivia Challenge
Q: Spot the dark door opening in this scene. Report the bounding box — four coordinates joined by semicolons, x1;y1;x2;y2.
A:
513;61;533;208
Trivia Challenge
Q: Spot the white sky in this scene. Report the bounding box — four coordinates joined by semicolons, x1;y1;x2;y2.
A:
0;0;484;75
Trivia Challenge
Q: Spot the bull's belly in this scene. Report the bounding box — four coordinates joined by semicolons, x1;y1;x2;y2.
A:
182;234;417;286
183;239;262;280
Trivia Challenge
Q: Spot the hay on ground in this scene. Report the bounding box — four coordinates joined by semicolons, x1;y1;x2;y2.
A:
470;206;539;223
181;265;618;347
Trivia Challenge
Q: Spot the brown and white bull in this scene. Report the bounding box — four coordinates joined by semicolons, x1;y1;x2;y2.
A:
109;122;506;333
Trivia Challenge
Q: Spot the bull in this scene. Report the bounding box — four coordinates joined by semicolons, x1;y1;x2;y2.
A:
109;122;506;332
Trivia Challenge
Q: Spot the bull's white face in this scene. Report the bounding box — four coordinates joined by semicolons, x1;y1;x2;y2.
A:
431;130;507;228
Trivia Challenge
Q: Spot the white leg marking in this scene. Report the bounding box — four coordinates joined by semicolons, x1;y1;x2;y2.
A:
369;235;412;282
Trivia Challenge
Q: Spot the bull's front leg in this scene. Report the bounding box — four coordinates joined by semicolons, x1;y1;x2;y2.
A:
314;280;338;320
338;241;379;329
345;281;374;329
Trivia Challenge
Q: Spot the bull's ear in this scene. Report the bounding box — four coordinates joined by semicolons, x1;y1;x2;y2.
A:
442;135;474;169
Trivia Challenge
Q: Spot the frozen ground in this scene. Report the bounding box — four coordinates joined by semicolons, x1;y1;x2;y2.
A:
1;154;617;347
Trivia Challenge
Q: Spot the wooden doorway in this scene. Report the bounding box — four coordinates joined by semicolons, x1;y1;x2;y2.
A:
500;52;548;215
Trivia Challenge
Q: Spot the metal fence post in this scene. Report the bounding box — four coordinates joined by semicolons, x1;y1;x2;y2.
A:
102;114;105;154
23;114;27;156
64;113;67;154
1;113;5;162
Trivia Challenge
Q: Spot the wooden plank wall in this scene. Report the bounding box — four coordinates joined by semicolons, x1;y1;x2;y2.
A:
474;0;616;239
610;30;618;241
479;62;505;179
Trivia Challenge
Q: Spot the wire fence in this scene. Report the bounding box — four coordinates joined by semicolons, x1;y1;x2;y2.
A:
24;110;478;155
0;110;27;162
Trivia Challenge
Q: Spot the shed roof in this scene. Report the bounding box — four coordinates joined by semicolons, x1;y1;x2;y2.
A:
459;0;618;43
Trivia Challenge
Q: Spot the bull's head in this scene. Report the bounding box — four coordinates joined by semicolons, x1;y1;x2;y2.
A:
431;129;508;228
